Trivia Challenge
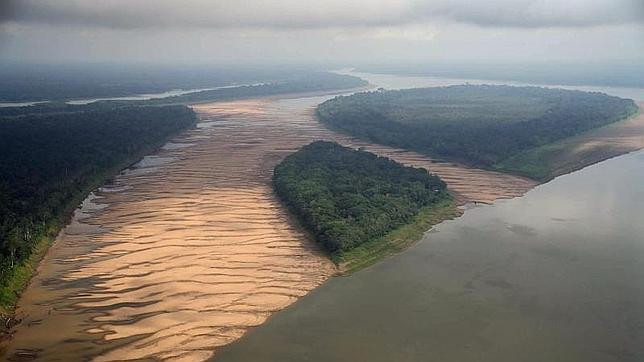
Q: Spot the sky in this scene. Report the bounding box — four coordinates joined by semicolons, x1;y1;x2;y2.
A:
0;0;643;65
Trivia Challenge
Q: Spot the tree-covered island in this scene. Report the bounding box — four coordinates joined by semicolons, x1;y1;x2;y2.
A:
317;85;638;180
273;141;457;272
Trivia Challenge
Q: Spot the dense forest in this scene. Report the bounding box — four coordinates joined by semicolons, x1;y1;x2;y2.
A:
273;141;449;256
0;73;365;116
139;72;367;105
0;104;197;306
0;63;366;103
317;85;638;179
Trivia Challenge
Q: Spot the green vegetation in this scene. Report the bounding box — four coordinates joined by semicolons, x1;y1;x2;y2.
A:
339;200;460;273
0;104;197;311
0;72;366;117
273;141;451;267
0;71;366;312
0;64;366;105
495;106;642;180
139;72;367;105
317;85;638;180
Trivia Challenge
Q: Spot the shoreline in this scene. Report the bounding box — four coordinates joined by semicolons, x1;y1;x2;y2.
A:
495;102;644;181
0;122;200;352
0;85;366;322
201;96;644;360
4;89;644;361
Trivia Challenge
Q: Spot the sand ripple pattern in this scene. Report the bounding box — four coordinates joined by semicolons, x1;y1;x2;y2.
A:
7;95;534;362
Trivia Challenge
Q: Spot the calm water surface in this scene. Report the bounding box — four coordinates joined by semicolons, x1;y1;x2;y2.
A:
212;72;644;361
215;149;644;361
345;70;644;101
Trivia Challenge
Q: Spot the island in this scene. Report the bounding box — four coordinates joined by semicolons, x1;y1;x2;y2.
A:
0;70;368;314
272;141;456;272
316;85;638;180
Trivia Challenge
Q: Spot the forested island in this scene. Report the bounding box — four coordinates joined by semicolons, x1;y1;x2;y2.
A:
0;71;368;314
317;85;638;180
0;103;197;311
273;141;454;271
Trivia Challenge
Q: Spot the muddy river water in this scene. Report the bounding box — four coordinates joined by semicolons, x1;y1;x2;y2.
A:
5;73;644;361
216;147;644;362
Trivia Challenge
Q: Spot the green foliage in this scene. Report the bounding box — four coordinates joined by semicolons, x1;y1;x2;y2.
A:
317;85;638;172
0;73;366;116
338;200;459;273
139;72;367;105
273;141;450;256
0;63;368;102
0;104;197;308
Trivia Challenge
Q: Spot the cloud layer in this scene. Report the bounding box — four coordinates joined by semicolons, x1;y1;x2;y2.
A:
2;0;643;30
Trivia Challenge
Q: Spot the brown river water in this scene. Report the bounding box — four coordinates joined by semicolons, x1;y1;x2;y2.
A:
5;72;642;361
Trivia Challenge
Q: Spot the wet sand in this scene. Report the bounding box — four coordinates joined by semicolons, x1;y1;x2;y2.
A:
5;99;341;361
5;93;537;361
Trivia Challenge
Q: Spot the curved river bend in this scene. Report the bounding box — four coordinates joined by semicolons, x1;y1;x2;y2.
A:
5;73;643;361
216;148;644;362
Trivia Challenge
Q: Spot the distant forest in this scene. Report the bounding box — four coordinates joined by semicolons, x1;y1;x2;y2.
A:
0;72;366;117
273;141;449;256
139;72;366;105
317;85;638;179
0;103;196;307
0;71;368;308
0;63;366;103
358;61;644;88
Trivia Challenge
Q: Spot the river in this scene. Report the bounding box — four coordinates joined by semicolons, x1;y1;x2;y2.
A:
5;72;643;361
209;74;644;361
0;83;267;107
215;147;644;362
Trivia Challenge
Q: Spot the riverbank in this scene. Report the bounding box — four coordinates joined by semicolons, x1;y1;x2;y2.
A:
214;148;644;362
0;125;198;351
497;103;644;180
5;83;643;361
338;199;462;274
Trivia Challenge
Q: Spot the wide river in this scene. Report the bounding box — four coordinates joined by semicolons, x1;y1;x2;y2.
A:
214;74;644;361
216;147;644;362
6;72;644;361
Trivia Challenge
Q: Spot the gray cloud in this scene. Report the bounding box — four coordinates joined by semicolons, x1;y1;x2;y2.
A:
2;0;643;30
420;0;644;28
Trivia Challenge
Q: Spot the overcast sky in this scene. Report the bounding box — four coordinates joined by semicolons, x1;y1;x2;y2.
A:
0;0;642;64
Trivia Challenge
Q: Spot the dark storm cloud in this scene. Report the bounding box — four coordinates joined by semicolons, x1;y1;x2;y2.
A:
1;0;643;30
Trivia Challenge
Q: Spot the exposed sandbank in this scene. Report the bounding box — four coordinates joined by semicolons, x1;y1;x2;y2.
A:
7;96;643;361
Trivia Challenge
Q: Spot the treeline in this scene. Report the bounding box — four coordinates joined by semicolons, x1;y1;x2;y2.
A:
0;66;367;104
0;104;197;306
273;141;449;255
139;72;367;105
317;85;638;173
358;61;644;88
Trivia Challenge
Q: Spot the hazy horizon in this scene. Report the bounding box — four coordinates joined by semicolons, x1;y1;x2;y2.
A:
1;0;643;64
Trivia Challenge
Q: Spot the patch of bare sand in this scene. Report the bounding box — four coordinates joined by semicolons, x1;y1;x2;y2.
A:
6;95;537;362
6;100;335;361
547;103;644;177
